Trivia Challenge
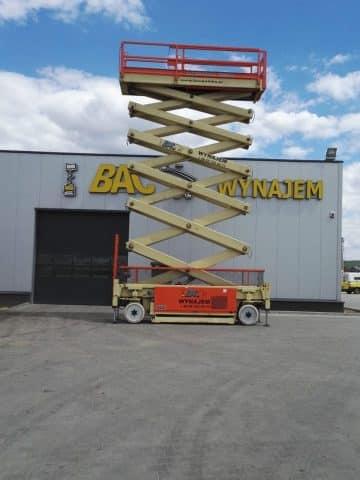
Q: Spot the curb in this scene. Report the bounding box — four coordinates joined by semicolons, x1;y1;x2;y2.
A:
344;307;360;313
0;308;112;321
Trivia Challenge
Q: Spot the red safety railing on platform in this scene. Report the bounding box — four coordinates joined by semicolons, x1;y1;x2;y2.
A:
113;234;265;285
120;41;267;90
115;264;265;286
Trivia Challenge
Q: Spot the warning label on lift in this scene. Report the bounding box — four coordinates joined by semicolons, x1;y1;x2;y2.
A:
154;286;237;314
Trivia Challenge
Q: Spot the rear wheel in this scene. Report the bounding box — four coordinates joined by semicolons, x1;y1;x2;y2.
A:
237;304;259;326
123;302;145;324
355;288;360;294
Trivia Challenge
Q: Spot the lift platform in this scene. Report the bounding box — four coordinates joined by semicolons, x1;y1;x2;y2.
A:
112;41;270;325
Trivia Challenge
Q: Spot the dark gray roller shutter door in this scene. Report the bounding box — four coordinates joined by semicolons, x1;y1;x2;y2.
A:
34;210;129;305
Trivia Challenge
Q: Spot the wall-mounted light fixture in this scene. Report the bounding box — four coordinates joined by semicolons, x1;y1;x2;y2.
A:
325;147;337;161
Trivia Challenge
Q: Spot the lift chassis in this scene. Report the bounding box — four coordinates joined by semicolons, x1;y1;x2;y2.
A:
113;41;270;326
113;278;270;325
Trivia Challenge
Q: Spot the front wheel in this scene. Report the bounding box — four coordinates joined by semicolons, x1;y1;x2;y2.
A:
123;302;145;324
355;288;360;294
237;304;259;326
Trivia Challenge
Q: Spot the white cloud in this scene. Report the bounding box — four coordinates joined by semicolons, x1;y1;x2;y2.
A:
342;162;360;259
343;216;360;260
285;65;309;72
266;67;282;97
249;105;338;141
328;53;352;66
307;71;360;101
0;67;152;153
1;66;359;157
281;145;312;158
338;113;360;133
0;0;149;26
343;162;360;215
286;53;353;75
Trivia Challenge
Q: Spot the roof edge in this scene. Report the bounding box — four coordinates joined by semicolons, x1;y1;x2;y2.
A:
0;149;344;164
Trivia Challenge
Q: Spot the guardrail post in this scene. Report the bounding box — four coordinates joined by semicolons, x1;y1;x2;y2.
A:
113;233;119;280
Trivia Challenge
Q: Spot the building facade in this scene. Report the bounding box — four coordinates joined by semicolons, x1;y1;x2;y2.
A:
0;150;343;310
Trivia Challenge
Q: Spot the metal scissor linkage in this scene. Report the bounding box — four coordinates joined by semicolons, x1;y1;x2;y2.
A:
112;41;270;325
125;84;255;286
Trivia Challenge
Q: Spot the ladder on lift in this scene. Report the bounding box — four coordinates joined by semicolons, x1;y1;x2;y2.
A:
112;41;270;325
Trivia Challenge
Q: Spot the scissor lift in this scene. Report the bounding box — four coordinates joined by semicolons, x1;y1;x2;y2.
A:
112;41;270;325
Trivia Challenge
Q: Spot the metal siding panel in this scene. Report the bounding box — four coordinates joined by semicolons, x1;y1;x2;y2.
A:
298;163;322;299
39;154;64;208
13;156;41;291
252;196;280;298
336;164;343;301
184;197;212;263
276;163;300;299
320;164;340;300
0;154;19;291
129;215;162;266
167;198;196;263
249;161;280;296
231;202;256;270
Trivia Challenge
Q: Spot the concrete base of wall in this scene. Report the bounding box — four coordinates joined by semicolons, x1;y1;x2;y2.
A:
272;299;344;312
0;292;31;307
0;293;344;313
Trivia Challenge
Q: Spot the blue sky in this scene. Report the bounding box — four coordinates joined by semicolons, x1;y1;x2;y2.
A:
0;0;359;256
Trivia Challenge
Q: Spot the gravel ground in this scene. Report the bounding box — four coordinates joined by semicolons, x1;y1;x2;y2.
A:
1;308;360;480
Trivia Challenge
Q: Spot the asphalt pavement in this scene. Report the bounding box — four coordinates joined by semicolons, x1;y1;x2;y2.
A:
1;305;360;479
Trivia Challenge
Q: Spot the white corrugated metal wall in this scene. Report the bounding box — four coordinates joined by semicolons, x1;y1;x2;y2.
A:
0;151;342;302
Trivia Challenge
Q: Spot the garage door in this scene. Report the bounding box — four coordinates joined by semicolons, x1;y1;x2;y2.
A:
34;210;129;305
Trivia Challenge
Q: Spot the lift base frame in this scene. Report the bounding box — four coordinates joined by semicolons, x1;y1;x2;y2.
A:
112;279;270;324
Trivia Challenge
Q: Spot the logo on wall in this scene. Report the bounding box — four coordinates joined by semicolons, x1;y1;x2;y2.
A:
63;163;78;197
88;163;324;201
